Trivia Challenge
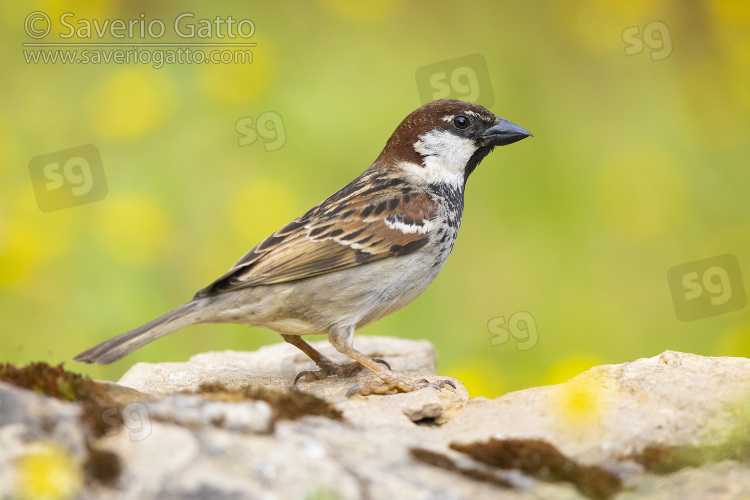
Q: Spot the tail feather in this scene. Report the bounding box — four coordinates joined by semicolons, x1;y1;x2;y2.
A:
74;301;203;364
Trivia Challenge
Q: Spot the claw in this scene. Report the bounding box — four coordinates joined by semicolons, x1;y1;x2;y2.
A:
374;358;391;370
292;359;369;386
346;385;364;398
441;380;456;389
414;379;442;390
293;370;311;385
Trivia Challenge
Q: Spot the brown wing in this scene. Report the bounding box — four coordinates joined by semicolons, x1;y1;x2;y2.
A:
194;169;436;298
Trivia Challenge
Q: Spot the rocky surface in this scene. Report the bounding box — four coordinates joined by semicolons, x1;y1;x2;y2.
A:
2;337;750;499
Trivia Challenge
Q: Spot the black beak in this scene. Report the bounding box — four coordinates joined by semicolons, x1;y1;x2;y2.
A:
479;118;533;147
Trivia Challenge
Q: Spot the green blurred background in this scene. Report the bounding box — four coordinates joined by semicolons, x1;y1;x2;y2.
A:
1;1;748;398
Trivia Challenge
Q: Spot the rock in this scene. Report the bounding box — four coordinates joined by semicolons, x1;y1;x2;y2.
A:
117;335;439;396
616;460;750;500
117;335;469;427
2;342;750;499
443;351;750;463
0;381;89;497
142;394;274;434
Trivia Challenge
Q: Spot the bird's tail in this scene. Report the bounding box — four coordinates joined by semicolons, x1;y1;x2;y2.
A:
74;301;204;365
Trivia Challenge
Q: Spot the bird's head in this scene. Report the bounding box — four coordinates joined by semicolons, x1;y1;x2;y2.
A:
377;99;532;188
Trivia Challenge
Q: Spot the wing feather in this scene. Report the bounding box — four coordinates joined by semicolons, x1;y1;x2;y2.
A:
195;169;436;298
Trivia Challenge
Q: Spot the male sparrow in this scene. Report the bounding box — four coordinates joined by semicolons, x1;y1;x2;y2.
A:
75;99;531;396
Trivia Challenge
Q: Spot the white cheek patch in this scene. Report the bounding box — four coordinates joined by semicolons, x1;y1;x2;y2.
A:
407;129;478;188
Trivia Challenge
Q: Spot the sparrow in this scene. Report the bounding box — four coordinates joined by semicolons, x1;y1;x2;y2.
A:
74;99;531;396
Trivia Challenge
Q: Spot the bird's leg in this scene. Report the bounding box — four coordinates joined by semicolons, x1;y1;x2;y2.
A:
281;334;389;384
326;326;455;397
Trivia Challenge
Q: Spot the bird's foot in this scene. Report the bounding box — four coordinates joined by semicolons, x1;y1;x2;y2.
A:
346;378;456;397
294;358;390;385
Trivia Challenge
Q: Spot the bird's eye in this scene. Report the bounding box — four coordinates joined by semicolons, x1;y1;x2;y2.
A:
453;115;469;129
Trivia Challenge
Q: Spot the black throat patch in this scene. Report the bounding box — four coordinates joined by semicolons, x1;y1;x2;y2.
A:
463;146;494;185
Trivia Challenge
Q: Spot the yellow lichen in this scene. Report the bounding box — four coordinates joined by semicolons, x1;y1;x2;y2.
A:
15;442;83;500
